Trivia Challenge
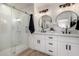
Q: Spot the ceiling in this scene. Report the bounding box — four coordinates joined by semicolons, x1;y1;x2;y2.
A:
34;3;63;13
8;3;34;14
7;3;64;14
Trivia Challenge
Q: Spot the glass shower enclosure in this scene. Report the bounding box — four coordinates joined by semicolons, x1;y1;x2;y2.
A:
0;3;30;56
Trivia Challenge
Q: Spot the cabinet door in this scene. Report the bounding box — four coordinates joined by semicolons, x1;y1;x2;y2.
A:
33;34;45;52
58;41;69;56
40;37;46;53
69;43;79;56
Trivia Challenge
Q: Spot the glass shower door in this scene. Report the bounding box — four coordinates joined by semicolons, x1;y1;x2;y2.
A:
0;4;13;56
0;4;30;56
11;7;30;55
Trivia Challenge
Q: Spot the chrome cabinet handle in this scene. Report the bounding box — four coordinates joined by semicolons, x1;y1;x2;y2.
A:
48;37;53;39
48;50;53;52
66;45;68;50
48;43;53;45
69;45;71;51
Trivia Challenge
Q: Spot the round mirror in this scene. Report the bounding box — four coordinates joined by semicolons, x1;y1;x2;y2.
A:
39;15;52;32
56;11;78;29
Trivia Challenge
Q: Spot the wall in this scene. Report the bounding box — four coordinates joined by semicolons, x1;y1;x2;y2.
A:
34;3;79;33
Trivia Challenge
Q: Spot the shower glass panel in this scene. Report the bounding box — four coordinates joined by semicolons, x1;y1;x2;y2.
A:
0;3;30;56
11;5;30;55
0;4;12;55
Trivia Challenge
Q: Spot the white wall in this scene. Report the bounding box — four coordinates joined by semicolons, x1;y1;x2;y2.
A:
34;3;79;32
8;3;34;14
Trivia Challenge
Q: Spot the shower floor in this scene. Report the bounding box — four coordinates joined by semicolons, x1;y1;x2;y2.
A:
18;49;49;56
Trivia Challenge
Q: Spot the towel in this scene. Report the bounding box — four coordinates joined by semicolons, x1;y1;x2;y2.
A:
29;14;35;33
75;20;79;30
70;15;76;28
70;21;76;28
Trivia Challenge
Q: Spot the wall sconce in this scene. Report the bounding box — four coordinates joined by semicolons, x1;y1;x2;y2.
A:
39;9;48;13
59;3;75;8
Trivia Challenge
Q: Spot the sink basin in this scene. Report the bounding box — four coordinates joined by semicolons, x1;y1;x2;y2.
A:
70;30;79;35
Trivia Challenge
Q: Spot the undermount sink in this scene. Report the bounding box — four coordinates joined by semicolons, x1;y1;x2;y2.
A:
70;30;79;35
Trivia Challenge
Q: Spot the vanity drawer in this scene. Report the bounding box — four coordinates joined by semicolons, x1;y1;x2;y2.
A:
48;36;53;39
45;46;54;55
45;36;53;39
45;35;57;41
46;50;54;55
45;38;54;43
48;42;53;46
46;42;54;47
46;40;57;47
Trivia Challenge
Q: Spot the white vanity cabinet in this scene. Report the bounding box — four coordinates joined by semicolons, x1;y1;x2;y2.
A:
45;35;58;56
68;37;79;56
29;33;58;56
33;34;46;52
58;41;69;56
29;34;46;53
58;36;69;56
68;43;79;56
58;36;79;56
29;33;79;56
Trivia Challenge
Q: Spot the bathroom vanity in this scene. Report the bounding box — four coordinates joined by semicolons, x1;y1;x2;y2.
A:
29;11;79;56
29;32;79;56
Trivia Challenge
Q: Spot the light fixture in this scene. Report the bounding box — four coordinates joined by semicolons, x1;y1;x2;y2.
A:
59;3;75;8
39;9;48;13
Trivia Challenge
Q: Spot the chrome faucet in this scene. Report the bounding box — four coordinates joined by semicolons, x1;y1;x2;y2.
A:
62;26;69;34
63;26;71;34
65;26;68;34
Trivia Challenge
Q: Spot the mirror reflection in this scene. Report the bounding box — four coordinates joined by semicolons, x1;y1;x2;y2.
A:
56;11;78;29
39;15;52;32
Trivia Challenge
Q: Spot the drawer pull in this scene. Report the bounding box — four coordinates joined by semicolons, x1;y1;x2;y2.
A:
48;43;53;45
66;44;68;50
37;40;40;44
48;37;53;39
48;50;53;52
69;45;71;51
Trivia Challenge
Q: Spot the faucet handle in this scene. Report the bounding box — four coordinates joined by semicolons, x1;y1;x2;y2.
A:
69;31;71;34
62;31;64;34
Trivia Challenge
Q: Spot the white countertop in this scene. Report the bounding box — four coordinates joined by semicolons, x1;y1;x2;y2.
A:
33;32;79;38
